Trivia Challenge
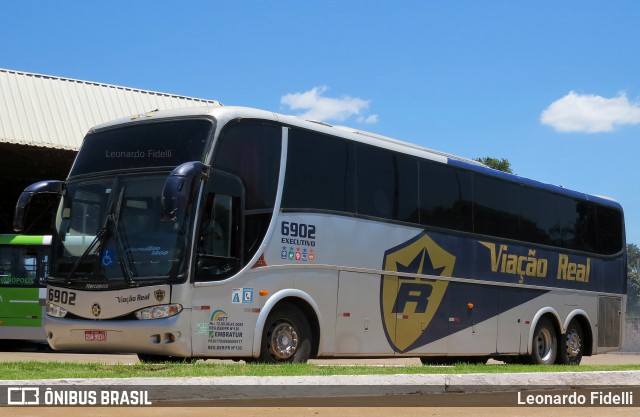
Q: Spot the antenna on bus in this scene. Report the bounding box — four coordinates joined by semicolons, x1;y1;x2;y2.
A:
131;109;160;120
306;120;334;127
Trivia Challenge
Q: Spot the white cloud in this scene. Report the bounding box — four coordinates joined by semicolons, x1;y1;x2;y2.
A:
540;91;640;133
357;114;379;124
281;86;378;124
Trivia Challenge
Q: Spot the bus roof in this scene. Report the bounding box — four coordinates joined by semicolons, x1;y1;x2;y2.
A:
86;106;622;210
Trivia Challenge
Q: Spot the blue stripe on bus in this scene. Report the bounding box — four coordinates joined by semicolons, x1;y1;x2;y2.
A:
403;284;546;353
431;230;625;295
445;158;622;209
380;228;624;353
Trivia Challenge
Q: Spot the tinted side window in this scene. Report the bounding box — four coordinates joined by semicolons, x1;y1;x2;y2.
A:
549;196;580;249
597;205;624;255
356;144;419;222
283;129;355;213
572;200;597;252
520;188;554;246
473;175;520;240
213;122;282;262
420;161;472;232
213;122;281;210
521;189;597;251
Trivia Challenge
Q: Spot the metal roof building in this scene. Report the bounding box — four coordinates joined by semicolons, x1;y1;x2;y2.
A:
0;68;221;150
0;68;221;233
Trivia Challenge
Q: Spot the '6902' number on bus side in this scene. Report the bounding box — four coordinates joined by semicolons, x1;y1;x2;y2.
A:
281;221;316;239
48;289;77;306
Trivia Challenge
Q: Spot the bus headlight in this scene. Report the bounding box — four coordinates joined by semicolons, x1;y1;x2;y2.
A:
47;303;68;318
134;304;183;320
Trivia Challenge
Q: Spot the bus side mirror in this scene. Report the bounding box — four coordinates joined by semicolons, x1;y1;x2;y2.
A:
161;161;209;222
14;180;64;232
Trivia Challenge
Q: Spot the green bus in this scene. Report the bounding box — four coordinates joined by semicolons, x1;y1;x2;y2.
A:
0;235;51;342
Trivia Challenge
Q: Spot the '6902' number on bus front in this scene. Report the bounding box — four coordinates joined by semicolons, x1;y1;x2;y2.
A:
48;289;77;306
281;221;316;239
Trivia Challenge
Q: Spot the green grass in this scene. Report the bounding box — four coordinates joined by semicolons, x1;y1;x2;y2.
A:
1;362;640;380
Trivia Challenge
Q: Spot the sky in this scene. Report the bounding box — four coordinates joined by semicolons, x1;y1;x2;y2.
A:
3;1;640;244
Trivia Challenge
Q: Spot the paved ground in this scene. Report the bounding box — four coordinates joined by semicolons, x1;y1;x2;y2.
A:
3;406;634;417
1;341;639;365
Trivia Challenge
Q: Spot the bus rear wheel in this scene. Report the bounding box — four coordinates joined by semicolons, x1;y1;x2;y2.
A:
557;320;583;365
530;317;557;365
258;304;311;363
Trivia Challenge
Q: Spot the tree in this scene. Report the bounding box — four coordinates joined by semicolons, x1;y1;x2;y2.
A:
474;157;513;174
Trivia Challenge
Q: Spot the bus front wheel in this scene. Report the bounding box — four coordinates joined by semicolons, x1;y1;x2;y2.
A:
258;304;312;363
530;317;557;365
557;320;583;365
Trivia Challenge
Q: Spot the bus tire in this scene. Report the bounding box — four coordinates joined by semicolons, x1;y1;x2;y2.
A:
530;317;557;365
258;304;311;363
557;320;583;365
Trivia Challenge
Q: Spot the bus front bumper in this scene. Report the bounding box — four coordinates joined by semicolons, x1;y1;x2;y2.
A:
44;310;192;357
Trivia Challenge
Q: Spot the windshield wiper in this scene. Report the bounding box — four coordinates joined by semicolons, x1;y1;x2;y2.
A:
64;226;109;285
114;226;136;287
112;187;137;288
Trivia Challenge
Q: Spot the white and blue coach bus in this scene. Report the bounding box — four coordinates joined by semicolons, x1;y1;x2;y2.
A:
14;105;626;365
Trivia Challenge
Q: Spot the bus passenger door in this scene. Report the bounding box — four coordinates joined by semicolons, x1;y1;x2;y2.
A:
191;171;246;356
194;170;244;281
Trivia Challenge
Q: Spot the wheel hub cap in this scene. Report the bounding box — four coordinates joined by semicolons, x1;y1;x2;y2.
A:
536;328;553;361
566;331;582;358
269;322;299;360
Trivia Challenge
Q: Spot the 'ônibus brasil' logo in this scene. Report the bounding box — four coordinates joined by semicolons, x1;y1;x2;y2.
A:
380;231;456;353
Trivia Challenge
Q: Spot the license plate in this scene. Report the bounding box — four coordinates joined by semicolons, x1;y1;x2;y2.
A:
85;330;107;342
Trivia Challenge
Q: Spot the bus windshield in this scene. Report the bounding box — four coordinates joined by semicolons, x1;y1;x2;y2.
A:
48;117;215;289
52;175;191;288
0;244;46;287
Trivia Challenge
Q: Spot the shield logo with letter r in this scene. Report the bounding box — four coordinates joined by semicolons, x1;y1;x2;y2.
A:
154;289;166;302
380;231;456;353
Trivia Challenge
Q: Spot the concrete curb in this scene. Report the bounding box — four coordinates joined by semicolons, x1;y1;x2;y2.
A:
3;370;640;387
2;371;639;403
